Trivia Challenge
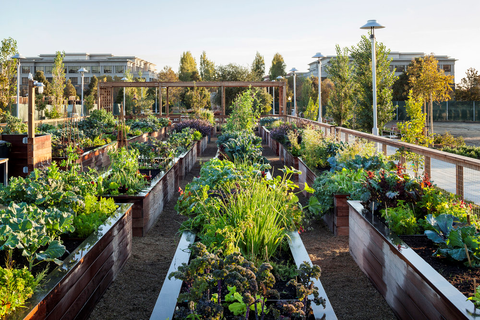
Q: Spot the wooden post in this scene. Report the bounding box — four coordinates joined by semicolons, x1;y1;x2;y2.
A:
424;156;431;180
159;85;162;115
221;86;225;117
97;83;101;110
278;86;283;115
456;165;464;199
110;87;114;113
28;80;35;139
382;143;388;156
166;87;170;116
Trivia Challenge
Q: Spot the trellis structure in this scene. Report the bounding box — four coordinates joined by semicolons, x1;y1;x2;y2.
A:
97;81;287;116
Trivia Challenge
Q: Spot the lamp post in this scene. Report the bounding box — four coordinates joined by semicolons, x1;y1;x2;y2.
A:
271;78;275;115
78;68;87;117
11;53;25;118
360;19;385;136
312;53;325;122
27;74;44;139
289;68;298;116
121;77;127;116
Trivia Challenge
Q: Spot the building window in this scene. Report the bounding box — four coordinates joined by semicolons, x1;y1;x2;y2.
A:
443;65;452;72
91;66;100;73
45;66;53;74
36;66;44;73
115;65;125;74
395;65;405;72
70;77;78;85
389;65;394;72
68;66;79;73
84;77;90;84
22;77;28;85
103;66;112;73
46;77;53;83
22;66;30;74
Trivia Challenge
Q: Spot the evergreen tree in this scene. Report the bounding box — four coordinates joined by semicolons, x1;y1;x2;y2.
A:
304;97;318;121
299;77;314;112
50;51;66;118
179;51;198;81
268;53;286;81
350;36;397;132
64;79;77;100
86;75;98;99
33;70;51;96
200;51;215;81
0;37;18;115
325;45;357;127
251;52;265;81
455;68;480;101
214;63;254;114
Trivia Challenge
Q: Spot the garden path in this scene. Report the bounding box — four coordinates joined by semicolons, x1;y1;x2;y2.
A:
88;137;397;320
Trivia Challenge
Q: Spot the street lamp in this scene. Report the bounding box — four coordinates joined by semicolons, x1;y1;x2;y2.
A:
312;53;325;122
271;78;276;115
11;53;25;118
360;19;385;136
78;67;87;117
289;68;298;116
121;77;127;116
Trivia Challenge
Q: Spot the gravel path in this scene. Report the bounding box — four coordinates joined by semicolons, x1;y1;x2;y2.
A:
88;137;397;320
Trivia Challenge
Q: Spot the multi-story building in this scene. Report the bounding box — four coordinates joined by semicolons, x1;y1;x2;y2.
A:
18;53;157;95
306;52;456;82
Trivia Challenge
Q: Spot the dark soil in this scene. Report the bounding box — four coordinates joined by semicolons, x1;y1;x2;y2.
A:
401;235;480;297
88;138;397;320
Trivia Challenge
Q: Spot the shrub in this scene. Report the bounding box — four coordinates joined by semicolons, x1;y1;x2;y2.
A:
173;119;213;138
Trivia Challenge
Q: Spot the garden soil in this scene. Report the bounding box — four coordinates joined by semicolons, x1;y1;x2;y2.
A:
88;137;397;320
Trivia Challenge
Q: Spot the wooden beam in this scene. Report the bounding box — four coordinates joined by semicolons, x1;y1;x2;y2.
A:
221;86;225;116
166;87;169;116
28;80;35;139
456;165;464;199
159;85;162;115
98;81;286;88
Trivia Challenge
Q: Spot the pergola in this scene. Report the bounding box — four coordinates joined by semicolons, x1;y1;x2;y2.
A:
97;81;287;116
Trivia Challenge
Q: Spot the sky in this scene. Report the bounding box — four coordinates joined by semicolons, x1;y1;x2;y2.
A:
2;0;479;83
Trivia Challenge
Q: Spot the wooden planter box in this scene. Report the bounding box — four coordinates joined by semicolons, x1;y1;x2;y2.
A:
13;203;133;320
264;128;271;147
150;231;338;320
298;158;317;198
104;163;178;237
0;134;52;178
348;200;477;319
52;141;117;172
323;194;349;236
196;135;208;156
177;144;198;180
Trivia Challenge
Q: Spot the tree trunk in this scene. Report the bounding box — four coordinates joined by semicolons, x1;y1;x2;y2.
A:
429;93;434;135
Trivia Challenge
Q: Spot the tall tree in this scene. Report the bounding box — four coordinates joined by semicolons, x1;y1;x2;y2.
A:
178;51;198;81
299;76;314;112
85;75;98;99
325;45;357;126
50;51;66;118
64;79;77;99
158;66;181;107
199;51;215;81
350;35;397;132
455;68;480;101
268;53;286;81
0;37;18;115
214;63;253;114
408;54;453;134
251;52;265;81
33;70;51;96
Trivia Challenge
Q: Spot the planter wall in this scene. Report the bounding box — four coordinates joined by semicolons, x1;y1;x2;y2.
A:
150;231;338;320
196;135;208;156
324;194;349;236
1;134;52;178
52;141;117;172
298;158;317;198
348;200;476;320
14;203;133;320
177;144;198;180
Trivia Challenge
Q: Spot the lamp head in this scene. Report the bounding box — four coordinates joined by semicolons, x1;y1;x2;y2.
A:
312;52;325;60
276;76;283;80
289;67;298;73
121;77;128;81
28;73;33;81
78;67;88;74
35;82;45;94
12;53;26;60
360;20;385;30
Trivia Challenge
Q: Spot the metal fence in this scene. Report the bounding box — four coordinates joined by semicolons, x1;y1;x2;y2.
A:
393;101;480;122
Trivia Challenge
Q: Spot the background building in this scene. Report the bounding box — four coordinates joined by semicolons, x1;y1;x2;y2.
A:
19;53;157;95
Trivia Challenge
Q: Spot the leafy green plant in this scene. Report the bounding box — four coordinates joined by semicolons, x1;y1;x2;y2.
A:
73;195;118;238
468;285;480;308
381;200;418;235
0;266;42;318
0;112;27;134
0;202;73;270
219;132;267;165
223;88;260;133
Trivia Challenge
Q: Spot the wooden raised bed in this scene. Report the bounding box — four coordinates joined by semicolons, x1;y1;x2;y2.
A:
298;157;317;198
104;162;178;237
52;141;117;172
13;203;133;320
196;135;208;156
177;143;198;180
0;134;52;178
150;231;338;320
322;194;349;236
348;200;477;319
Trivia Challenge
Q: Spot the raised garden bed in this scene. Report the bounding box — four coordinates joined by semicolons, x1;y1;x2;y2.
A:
298;157;317;198
322;194;349;237
52;141;117;172
103;163;178;237
348;200;477;319
12;203;133;320
0;134;52;178
177;143;198;180
150;231;338;320
196;135;208;156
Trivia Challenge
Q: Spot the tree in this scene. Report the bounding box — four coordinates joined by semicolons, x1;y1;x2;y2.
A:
251;52;265;81
33;70;51;96
325;45;357;127
350;35;397;132
304;97;318;120
178;51;198;81
184;86;211;110
158;66;181;108
251;87;272;114
455;68;480;101
269;53;286;81
310;77;334;108
199;51;215;81
64;79;77;99
408;54;453;134
0;37;18;115
214;63;254;114
298;76;314;113
85;75;98;99
50;51;66;118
